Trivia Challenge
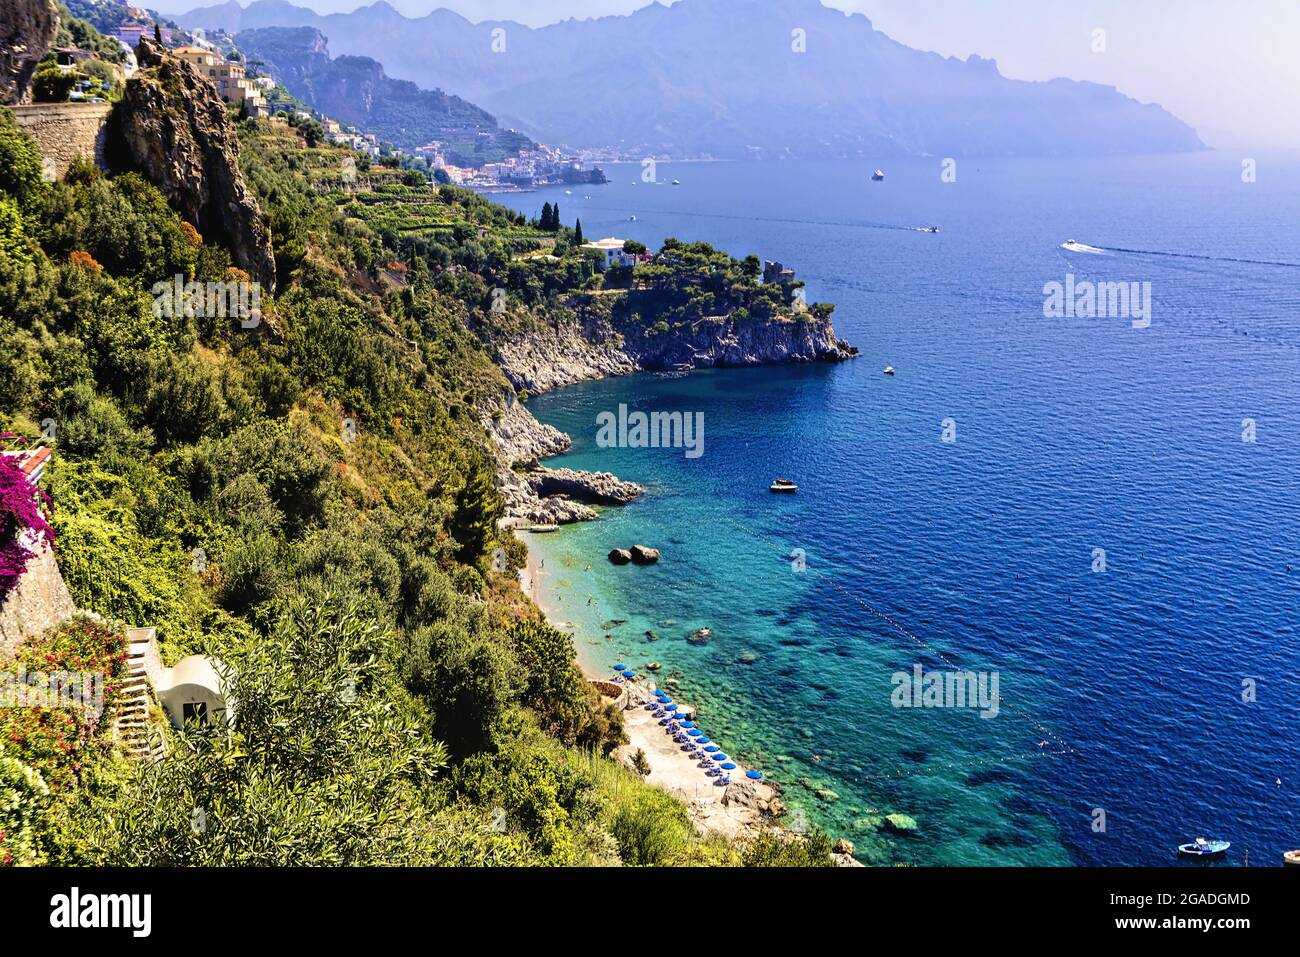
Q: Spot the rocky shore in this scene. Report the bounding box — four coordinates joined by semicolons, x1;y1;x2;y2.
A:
493;308;856;396
483;305;855;524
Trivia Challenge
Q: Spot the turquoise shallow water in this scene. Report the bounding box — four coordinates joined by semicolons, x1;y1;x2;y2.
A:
498;155;1300;866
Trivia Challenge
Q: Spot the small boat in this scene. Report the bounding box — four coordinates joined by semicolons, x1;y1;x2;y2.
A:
883;366;895;376
923;225;938;233
1177;837;1231;859
671;179;681;185
1284;849;1300;867
529;523;559;533
871;169;885;181
628;214;637;221
769;478;798;493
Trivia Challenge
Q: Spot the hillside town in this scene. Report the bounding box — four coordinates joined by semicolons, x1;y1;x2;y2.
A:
32;2;607;190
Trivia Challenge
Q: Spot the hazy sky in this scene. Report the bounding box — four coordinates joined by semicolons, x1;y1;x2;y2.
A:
168;1;1300;147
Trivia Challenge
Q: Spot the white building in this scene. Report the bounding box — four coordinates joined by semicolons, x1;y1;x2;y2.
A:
582;237;636;270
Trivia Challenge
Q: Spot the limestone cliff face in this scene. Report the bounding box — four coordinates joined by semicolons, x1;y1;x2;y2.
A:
492;309;855;395
0;0;58;105
111;39;276;289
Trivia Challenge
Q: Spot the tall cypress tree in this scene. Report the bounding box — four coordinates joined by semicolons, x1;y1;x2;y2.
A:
573;218;584;245
539;202;552;230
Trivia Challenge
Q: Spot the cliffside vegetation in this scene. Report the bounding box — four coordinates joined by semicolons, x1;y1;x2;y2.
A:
0;102;832;866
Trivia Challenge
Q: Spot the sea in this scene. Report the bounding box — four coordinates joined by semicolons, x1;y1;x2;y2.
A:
489;153;1300;866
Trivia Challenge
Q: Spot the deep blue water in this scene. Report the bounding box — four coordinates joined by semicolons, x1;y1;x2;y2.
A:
491;155;1300;866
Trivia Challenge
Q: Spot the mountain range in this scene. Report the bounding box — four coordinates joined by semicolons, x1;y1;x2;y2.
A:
176;0;1205;159
234;25;532;162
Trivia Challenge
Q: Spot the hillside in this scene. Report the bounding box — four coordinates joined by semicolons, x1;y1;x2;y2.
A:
235;25;534;163
0;31;846;865
174;0;1205;159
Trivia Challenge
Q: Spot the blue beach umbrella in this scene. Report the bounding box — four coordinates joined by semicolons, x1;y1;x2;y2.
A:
688;728;703;737
712;753;728;762
624;671;637;679
695;737;710;745
720;762;736;770
614;663;626;671
680;721;694;728
746;770;763;780
704;745;719;752
665;703;678;711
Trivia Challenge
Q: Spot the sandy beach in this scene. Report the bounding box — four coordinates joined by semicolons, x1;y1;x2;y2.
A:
518;531;776;841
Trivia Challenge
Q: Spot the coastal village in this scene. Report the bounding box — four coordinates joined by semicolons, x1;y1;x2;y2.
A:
39;2;607;191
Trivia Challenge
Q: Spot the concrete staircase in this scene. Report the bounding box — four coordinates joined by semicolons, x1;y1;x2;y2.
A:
114;628;165;763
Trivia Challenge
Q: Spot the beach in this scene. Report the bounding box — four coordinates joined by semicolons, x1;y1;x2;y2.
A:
518;530;777;841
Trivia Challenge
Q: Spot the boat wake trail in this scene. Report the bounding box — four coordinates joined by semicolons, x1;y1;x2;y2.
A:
1059;240;1107;255
1067;241;1300;269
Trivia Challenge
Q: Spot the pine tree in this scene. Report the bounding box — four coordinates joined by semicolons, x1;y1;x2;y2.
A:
551;203;560;232
539;202;553;230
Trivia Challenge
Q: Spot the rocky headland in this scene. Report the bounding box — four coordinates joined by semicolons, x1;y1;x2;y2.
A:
483;304;855;524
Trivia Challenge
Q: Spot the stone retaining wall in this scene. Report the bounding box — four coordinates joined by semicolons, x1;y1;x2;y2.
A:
0;545;76;658
9;102;112;180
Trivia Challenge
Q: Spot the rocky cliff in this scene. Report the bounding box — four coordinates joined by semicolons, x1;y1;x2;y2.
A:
492;308;856;395
481;304;853;524
110;38;276;289
0;0;58;105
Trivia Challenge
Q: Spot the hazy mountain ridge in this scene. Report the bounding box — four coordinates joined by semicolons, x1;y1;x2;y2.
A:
179;0;1205;158
235;24;533;162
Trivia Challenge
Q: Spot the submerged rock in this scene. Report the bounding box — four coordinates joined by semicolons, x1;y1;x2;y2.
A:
643;630;659;642
686;627;713;646
882;813;918;834
736;651;759;664
607;549;632;565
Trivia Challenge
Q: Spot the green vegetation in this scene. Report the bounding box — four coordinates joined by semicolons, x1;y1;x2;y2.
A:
0;108;831;866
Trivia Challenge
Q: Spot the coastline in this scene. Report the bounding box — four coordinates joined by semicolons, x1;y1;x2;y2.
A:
517;529;780;843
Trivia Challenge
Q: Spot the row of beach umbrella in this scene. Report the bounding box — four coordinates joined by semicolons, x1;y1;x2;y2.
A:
613;664;764;783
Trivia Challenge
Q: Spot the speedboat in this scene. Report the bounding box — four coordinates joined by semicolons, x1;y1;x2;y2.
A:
924;225;938;233
1283;849;1300;867
883;366;895;376
1177;837;1230;859
769;478;798;493
871;169;885;181
628;214;636;221
671;179;681;185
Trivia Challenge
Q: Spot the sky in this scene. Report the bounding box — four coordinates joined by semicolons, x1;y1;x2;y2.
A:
159;0;1300;148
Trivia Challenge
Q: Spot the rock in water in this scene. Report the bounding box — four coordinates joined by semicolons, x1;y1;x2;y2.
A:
528;467;643;505
629;544;660;564
0;0;57;104
113;39;276;291
608;548;632;565
833;838;856;856
882;813;918;834
686;627;712;646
